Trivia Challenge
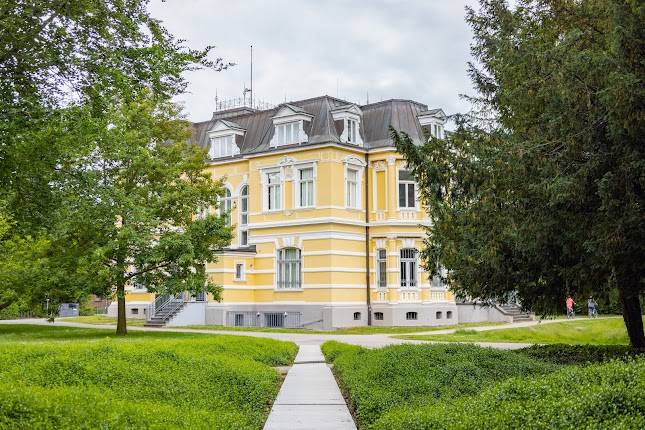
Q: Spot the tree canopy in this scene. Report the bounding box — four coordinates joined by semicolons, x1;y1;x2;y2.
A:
395;0;644;347
0;0;233;332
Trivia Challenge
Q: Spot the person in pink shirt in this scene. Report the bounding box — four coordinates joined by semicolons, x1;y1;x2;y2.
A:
566;296;575;319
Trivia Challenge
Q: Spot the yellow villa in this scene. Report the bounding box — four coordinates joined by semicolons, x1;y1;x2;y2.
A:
110;95;464;329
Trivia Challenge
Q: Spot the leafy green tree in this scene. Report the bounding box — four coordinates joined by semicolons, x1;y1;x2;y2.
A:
395;0;644;348
0;0;233;324
55;94;232;335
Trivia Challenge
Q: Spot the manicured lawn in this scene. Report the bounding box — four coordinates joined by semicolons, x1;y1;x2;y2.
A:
322;341;644;429
0;324;297;429
397;317;630;345
59;314;146;326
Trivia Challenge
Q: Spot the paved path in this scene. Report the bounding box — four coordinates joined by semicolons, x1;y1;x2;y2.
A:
264;345;356;430
0;318;534;349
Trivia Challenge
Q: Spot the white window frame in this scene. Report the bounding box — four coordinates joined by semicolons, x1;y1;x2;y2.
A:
234;262;245;281
239;185;249;246
209;134;239;159
219;187;233;225
345;166;360;209
264;169;283;212
347;118;358;143
376;249;387;289
295;164;316;208
276;248;302;289
397;169;417;209
400;248;419;288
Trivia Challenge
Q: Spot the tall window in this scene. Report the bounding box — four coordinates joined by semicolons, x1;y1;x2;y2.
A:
239;185;248;246
298;167;314;208
398;170;416;208
267;171;282;210
400;248;418;288
277;248;301;289
220;188;232;225
346;167;359;208
376;249;387;288
210;135;238;158
275;122;300;146
347;119;358;143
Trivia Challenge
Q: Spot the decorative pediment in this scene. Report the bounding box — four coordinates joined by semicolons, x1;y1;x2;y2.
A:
330;104;363;117
417;109;447;125
278;156;297;166
343;155;367;167
208;119;246;137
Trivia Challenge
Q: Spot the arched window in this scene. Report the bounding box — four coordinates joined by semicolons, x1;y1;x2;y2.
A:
239;185;248;246
277;248;301;289
220;188;232;225
400;248;418;288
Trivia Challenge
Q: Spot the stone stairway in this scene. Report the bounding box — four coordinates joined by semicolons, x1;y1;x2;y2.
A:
496;303;533;322
144;293;187;327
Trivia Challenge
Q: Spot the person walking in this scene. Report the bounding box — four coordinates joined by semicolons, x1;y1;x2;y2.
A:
566;296;575;319
588;296;598;318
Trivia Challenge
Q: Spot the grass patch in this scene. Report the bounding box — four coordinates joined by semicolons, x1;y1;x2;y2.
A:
397;317;629;345
323;341;644;429
59;315;146;326
322;341;557;428
0;324;297;429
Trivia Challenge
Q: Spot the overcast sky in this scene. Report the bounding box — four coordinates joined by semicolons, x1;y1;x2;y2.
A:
149;0;479;122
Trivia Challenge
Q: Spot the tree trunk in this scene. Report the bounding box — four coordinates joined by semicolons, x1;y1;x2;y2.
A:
116;283;127;336
618;286;644;350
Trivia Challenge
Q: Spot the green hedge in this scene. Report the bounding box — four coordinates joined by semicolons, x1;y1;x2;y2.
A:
375;358;645;429
0;325;298;429
516;344;638;365
322;342;556;428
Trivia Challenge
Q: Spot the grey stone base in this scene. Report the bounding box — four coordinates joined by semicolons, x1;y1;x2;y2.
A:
106;303;148;319
456;302;514;323
206;302;459;330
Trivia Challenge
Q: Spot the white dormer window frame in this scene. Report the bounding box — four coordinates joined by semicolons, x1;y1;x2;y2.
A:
207;120;245;159
418;110;447;140
332;105;364;147
269;105;313;148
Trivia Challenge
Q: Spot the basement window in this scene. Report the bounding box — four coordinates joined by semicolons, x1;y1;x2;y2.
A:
353;312;361;321
374;312;384;321
131;308;139;315
436;311;443;319
447;311;453;319
406;311;417;320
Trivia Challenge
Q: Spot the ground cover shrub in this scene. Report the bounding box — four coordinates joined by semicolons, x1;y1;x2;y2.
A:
0;325;297;429
374;358;645;429
517;344;640;365
322;342;557;428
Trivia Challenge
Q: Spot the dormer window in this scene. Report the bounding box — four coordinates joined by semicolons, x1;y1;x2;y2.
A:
347;119;358;143
275;122;300;146
417;109;447;141
210;135;237;158
207;119;245;159
331;104;363;146
270;104;313;148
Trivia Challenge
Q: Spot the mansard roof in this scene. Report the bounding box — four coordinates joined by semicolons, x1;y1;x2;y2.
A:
191;95;438;156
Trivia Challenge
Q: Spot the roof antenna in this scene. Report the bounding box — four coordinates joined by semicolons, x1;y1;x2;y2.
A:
250;44;253;108
366;91;369;105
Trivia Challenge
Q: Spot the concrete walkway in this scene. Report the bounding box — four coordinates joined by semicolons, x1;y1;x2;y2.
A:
264;345;356;430
0;318;535;349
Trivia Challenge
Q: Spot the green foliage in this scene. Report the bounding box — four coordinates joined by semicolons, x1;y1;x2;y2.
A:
517;344;639;366
0;325;297;429
322;342;556;428
374;359;645;430
394;0;645;347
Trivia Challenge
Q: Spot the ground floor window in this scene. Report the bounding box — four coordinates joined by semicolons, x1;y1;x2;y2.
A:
400;248;418;287
377;249;387;288
277;248;302;289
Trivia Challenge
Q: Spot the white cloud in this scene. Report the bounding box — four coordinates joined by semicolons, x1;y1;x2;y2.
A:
149;0;479;121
